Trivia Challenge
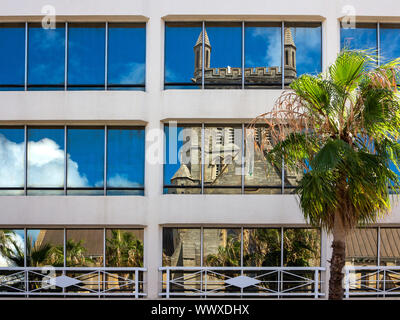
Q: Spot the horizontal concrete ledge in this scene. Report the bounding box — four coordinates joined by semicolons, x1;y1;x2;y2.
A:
0;90;283;122
1;194;400;226
0;15;149;22
162;14;326;22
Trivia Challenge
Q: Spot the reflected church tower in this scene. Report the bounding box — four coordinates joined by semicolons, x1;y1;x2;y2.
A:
192;27;297;88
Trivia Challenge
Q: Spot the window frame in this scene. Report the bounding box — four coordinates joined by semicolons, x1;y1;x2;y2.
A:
163;20;323;90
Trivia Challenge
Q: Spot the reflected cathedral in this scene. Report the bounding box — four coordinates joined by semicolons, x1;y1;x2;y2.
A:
192;28;297;88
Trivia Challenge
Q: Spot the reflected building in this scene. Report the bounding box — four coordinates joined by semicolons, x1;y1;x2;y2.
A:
192;28;297;88
168;126;301;194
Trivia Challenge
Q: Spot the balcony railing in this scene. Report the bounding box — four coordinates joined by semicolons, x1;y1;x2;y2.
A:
0;267;146;297
160;266;325;298
345;266;400;298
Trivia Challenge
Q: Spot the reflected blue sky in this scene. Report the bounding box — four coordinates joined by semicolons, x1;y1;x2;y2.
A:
27;128;64;188
67;128;104;187
206;24;242;69
108;24;145;85
68;24;105;86
381;26;400;64
165;23;201;84
340;25;377;52
107;128;145;187
288;26;322;76
164;126;201;187
28;24;65;86
245;25;281;69
0;25;25;87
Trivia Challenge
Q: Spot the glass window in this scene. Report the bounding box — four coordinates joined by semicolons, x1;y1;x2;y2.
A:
27;127;65;195
380;24;400;65
340;23;377;52
67;127;104;195
106;229;144;267
244;126;282;194
0;127;25;195
345;228;378;266
27;229;64;267
107;23;146;90
164;124;202;194
0;229;25;267
283;228;321;267
284;22;321;87
28;23;65;89
203;228;241;266
107;127;145;195
204;22;242;89
203;125;242;194
164;22;202;89
0;23;25;90
66;229;103;267
244;22;282;88
67;23;105;89
162;228;201;266
243;228;281;266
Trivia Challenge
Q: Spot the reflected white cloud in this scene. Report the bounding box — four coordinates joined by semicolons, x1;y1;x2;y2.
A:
107;174;142;188
0;134;139;189
250;28;281;67
0;134;24;187
0;134;88;188
116;62;145;84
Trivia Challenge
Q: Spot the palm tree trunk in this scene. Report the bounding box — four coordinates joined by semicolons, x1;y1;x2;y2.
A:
328;210;346;300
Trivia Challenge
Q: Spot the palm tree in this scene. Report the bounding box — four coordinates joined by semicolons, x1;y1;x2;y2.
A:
252;50;400;299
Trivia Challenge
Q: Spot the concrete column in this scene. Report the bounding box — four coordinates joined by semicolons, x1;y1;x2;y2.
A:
321;229;333;299
144;8;164;298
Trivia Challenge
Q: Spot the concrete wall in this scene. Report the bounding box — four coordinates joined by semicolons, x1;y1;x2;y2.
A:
1;0;400;298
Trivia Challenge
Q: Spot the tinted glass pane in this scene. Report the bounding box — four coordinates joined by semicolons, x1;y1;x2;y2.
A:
203;125;242;194
106;229;144;267
244;127;282;194
28;23;65;88
164;22;202;88
162;228;201;266
0;229;25;267
0;24;25;89
245;22;282;88
108;23;145;87
283;228;320;267
66;229;103;267
380;228;400;266
67;128;104;191
340;23;377;52
107;127;145;192
345;228;378;266
68;23;105;88
380;24;400;65
284;23;321;87
204;22;242;89
164;125;201;194
204;228;241;266
0;127;25;192
243;228;281;266
27;229;64;267
27;127;64;190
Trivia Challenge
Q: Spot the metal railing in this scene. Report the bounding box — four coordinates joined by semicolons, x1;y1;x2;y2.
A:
160;266;325;298
345;266;400;298
0;267;146;297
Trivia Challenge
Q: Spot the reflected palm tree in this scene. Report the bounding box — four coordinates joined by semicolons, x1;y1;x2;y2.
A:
205;229;320;293
106;230;143;267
